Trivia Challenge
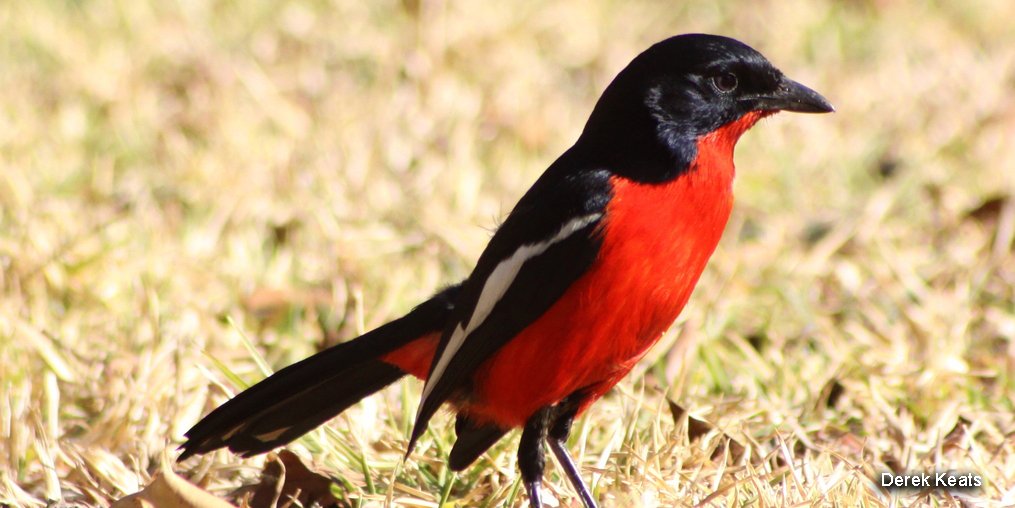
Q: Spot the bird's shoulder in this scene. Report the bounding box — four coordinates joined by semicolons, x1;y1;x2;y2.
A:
477;156;614;266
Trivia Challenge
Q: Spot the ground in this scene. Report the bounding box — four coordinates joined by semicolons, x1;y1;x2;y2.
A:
1;1;1014;506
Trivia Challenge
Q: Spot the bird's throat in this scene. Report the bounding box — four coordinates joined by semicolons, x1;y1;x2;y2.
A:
694;110;774;178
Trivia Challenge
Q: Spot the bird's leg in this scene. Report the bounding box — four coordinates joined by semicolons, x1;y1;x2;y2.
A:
547;397;597;508
519;407;551;508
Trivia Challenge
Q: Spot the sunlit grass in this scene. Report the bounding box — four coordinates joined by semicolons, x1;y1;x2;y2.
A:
1;0;1013;506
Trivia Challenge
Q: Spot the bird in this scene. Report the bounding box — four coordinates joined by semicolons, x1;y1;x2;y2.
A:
178;33;833;508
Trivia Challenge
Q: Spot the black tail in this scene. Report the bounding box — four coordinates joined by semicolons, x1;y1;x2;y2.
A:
449;415;509;470
178;284;460;461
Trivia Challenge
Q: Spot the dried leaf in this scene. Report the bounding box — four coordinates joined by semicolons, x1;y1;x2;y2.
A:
943;415;972;451
111;460;236;508
667;399;747;462
667;399;711;441
250;450;342;508
817;378;845;410
966;195;1009;224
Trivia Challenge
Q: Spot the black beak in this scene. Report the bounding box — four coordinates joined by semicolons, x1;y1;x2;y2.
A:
749;76;834;114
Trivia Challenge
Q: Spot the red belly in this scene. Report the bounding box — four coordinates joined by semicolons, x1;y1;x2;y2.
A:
384;112;762;428
466;161;735;427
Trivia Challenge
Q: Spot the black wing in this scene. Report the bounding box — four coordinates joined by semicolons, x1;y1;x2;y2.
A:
408;158;613;449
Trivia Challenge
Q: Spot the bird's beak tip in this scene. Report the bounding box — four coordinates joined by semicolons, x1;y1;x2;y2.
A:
808;95;836;114
776;77;834;114
744;76;834;114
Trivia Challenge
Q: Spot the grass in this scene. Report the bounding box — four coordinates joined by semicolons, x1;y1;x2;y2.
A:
2;0;1014;506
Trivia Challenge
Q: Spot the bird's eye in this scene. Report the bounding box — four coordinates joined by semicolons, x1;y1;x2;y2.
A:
711;72;738;93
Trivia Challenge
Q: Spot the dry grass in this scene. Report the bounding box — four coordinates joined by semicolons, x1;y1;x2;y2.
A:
2;0;1014;506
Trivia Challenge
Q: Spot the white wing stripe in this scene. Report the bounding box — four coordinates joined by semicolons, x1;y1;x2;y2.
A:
417;212;602;414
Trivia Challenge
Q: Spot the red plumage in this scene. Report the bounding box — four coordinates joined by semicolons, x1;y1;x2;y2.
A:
380;332;439;379
381;110;768;428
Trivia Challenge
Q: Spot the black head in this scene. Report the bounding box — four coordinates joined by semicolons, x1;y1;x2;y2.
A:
575;34;833;182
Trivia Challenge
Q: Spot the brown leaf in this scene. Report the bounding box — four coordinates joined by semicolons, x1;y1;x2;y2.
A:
667;399;747;462
816;378;845;410
966;195;1009;224
667;400;712;442
943;415;972;451
112;460;236;508
250;450;342;508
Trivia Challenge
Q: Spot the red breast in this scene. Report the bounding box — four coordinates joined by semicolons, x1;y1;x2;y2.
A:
460;112;771;427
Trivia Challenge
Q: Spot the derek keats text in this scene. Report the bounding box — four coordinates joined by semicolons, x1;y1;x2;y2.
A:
880;471;982;491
